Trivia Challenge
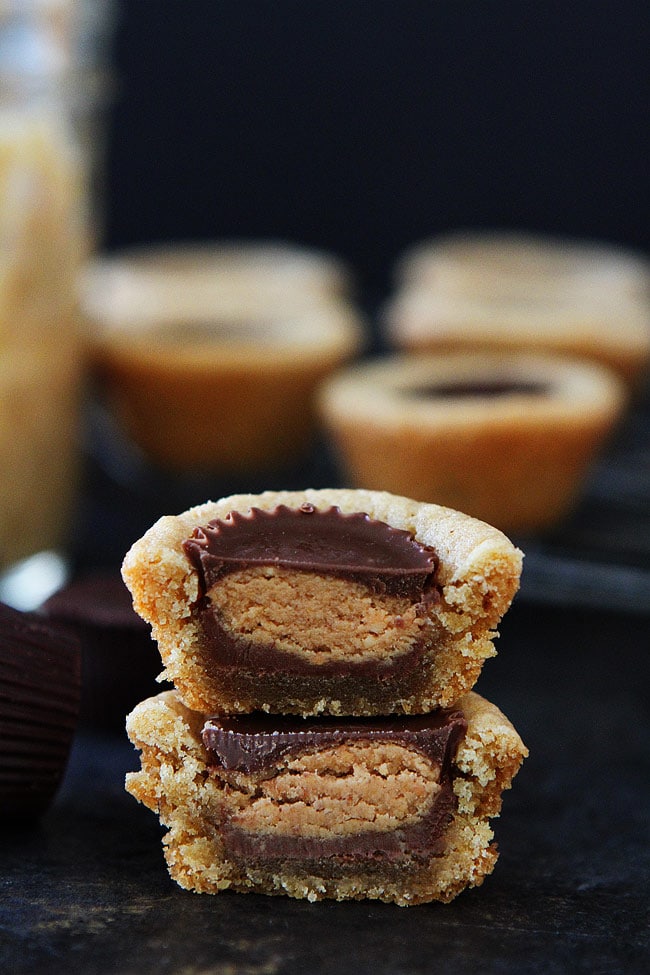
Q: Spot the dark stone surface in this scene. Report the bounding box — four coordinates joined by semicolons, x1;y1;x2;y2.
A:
2;601;648;975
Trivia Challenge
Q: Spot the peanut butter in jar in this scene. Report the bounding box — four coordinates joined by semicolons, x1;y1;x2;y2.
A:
0;107;86;569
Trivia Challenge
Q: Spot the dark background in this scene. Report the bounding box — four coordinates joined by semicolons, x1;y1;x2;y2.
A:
103;0;650;295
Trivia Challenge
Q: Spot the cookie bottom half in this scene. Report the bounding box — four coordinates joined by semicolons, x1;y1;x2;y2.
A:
125;690;526;905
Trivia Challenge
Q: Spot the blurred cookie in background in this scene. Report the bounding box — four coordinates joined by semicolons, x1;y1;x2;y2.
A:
318;351;627;536
80;241;365;475
393;230;650;301
384;230;650;387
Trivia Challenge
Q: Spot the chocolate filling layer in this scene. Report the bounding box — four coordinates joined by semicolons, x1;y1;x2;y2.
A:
183;505;441;679
196;608;432;679
184;504;439;593
404;380;549;400
221;790;458;863
202;710;466;863
202;709;466;773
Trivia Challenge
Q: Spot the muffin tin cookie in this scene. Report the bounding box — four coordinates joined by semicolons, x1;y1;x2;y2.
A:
125;689;527;905
318;352;627;534
81;240;355;323
385;231;650;385
81;242;364;473
121;488;522;716
394;229;650;301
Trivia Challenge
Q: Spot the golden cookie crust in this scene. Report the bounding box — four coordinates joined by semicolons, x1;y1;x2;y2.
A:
383;288;650;385
122;488;523;715
125;688;527;906
385;231;650;385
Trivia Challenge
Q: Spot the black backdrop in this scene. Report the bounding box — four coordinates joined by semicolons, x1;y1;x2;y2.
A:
103;0;649;293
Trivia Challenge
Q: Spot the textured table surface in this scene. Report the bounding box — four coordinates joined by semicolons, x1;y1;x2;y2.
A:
2;599;648;975
2;368;650;975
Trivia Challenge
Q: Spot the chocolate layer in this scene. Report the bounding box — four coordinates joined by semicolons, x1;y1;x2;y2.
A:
202;710;467;863
197;608;432;679
183;504;439;599
41;572;162;730
202;709;467;773
405;380;549;400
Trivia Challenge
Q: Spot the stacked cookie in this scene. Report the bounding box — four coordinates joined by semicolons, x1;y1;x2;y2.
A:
123;488;528;905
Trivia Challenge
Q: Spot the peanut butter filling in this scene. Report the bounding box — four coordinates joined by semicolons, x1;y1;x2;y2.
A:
206;566;430;666
201;708;466;862
220;743;441;840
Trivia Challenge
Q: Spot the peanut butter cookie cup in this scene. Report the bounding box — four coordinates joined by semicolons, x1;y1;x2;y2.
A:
125;689;527;905
385;231;650;386
318;354;626;534
122;488;522;716
81;243;363;473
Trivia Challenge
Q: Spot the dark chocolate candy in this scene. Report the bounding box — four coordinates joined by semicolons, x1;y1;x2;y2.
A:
42;572;150;631
0;601;81;821
183;505;440;679
202;709;467;774
41;572;161;730
404;380;549;400
183;504;439;598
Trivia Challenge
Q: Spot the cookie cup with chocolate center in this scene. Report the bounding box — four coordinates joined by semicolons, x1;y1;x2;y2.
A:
394;230;650;303
318;354;626;535
122;488;522;716
124;689;527;906
81;246;364;473
382;288;650;386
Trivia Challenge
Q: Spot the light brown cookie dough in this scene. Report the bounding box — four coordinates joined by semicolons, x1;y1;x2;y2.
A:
121;488;522;716
318;354;626;535
382;287;650;386
81;241;355;320
125;689;527;905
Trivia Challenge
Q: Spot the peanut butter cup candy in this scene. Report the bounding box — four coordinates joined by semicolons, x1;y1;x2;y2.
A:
125;688;527;905
41;571;162;730
0;602;80;821
121;488;523;716
318;353;626;535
